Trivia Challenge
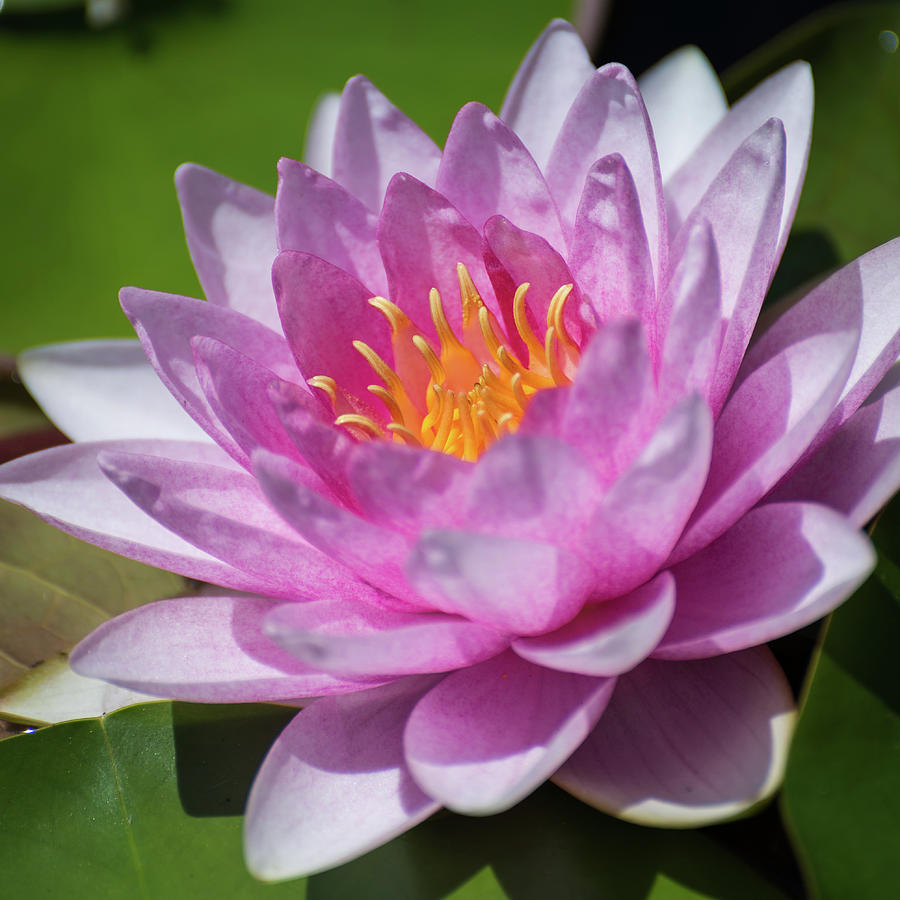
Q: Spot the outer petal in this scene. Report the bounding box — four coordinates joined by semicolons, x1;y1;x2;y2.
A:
273;251;392;416
377;173;501;340
70;596;380;702
0;440;271;593
771;364;900;526
514;572;675;676
582;395;713;598
665;61;812;256
546;63;665;290
18;340;207;443
406;530;597;635
404;651;614;814
99;448;361;601
637;46;727;183
303;92;340;177
331;76;441;212
656;503;874;660
570;155;656;342
553;648;796;826
245;677;441;881
500;19;595;169
175;164;280;330
265;599;509;678
437;103;565;251
120;288;302;455
275;158;387;295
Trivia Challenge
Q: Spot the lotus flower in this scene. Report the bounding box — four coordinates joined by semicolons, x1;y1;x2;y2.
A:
2;19;900;881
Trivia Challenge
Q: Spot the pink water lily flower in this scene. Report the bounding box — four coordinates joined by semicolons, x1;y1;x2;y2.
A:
3;19;900;881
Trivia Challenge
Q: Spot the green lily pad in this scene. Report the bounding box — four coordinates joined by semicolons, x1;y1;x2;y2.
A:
0;700;791;899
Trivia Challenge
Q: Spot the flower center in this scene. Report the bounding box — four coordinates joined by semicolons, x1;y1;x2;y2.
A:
310;264;581;461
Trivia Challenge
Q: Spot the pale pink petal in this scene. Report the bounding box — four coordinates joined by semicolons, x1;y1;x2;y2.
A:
332;76;441;212
500;19;595;170
273;251;392;417
463;434;601;543
345;440;470;534
557;319;657;486
657;502;874;659
675;118;786;415
265;599;509;677
120;287;302;455
665;61;812;256
546;63;665;289
554;648;795;826
175;164;280;330
193;337;307;469
582;395;712;599
674;324;859;562
18;340;207;443
771;365;900;526
70;596;381;702
569;154;656;341
0;439;268;592
245;678;441;881
437;103;565;251
275;158;387;295
404;651;614;814
514;572;675;676
406;530;596;635
377;174;502;340
98;448;364;602
656;219;724;408
637;46;727;183
303;92;340;177
252;448;424;609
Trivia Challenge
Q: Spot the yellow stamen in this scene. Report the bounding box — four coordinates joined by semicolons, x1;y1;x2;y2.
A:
308;375;338;406
387;423;423;447
334;414;385;439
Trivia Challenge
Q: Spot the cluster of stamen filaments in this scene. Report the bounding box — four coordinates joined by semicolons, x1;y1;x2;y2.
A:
309;263;582;461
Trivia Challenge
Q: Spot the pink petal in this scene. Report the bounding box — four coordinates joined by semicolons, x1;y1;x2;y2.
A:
273;251;392;417
558;319;657;486
174;164;280;330
500;19;594;169
0;439;268;593
656;502;874;660
582;394;713;598
463;434;601;543
345;440;470;534
331;76;441;212
377;174;502;341
193;337;307;469
656;219;724;409
120;287;301;454
275;158;387;295
18;340;207;443
569;154;656;342
484;215;586;351
245;677;441;881
303;92;340;177
70;595;380;702
437;103;565;251
405;529;596;635
265;599;509;677
99;448;363;602
665;61;812;256
554;648;795;826
513;572;675;676
546;63;665;290
252;448;424;609
675;118;786;415
674;321;859;562
404;651;614;814
771;365;900;526
637;46;727;183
